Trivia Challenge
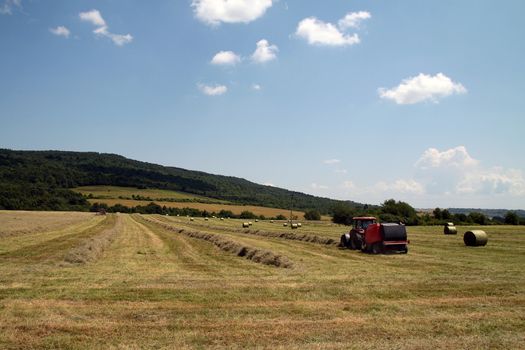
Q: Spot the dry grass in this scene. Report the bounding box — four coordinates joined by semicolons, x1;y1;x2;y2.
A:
0;211;524;349
89;198;306;218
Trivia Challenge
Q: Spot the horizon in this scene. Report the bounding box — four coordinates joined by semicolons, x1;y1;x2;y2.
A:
1;1;524;209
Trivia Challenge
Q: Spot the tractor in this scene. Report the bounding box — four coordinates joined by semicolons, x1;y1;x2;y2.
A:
340;216;409;254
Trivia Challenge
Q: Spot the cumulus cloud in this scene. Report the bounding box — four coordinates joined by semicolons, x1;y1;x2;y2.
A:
251;39;278;63
211;50;241;65
374;179;425;195
296;17;360;46
323;159;341;165
252;84;261;90
295;11;369;47
338;11;371;30
50;26;70;38
378;73;467;105
192;0;273;26
198;83;228;96
311;183;329;190
79;9;133;46
415;146;525;197
0;0;21;15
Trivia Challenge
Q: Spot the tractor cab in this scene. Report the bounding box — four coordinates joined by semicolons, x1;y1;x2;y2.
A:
352;217;377;232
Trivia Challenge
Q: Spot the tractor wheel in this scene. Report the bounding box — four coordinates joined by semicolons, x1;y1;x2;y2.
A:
360;240;368;253
350;234;358;250
372;243;383;254
401;245;408;254
339;234;348;248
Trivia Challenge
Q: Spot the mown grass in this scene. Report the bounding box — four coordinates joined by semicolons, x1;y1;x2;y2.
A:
74;185;231;204
0;212;523;349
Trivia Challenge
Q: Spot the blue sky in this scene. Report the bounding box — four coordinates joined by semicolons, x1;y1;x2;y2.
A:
1;0;524;209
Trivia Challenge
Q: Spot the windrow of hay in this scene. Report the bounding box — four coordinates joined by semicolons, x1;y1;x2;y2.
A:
141;217;293;268
176;219;338;246
63;215;122;264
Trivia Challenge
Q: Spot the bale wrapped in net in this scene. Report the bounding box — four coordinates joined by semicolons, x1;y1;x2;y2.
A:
463;230;488;246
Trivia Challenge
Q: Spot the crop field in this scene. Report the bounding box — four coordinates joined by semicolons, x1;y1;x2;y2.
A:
74;186;231;204
0;211;524;349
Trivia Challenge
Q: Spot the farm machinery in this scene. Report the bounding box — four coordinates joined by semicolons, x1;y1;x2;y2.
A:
340;216;409;254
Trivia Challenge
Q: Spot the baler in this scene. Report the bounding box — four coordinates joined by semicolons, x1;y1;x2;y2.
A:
340;217;408;254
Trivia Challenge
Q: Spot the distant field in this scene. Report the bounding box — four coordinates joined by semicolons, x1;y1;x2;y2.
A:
0;211;523;349
85;198;308;219
74;185;231;203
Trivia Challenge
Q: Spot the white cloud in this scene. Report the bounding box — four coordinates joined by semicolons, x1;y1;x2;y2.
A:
0;0;21;15
323;159;341;165
378;73;467;105
79;9;106;27
50;26;70;38
251;39;278;63
192;0;273;26
296;17;360;46
338;11;371;30
79;9;133;46
415;146;478;170
211;50;241;65
374;179;425;195
311;183;329;190
198;83;228;96
415;146;525;197
252;84;261;90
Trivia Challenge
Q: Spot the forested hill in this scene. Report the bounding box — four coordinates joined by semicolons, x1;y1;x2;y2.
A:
0;149;360;212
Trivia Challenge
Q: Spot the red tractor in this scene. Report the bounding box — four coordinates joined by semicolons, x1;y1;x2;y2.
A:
340;216;409;254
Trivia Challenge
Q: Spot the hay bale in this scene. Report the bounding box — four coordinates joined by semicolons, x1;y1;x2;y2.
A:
248;221;253;226
243;222;250;228
270;220;274;223
444;224;457;235
205;218;209;221
283;223;288;227
297;223;302;227
255;219;258;222
190;217;194;221
220;218;224;221
464;230;488;246
291;223;298;229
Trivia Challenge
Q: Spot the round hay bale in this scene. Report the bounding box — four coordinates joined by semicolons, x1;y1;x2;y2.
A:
190;217;194;221
205;218;209;221
255;219;259;222
444;225;457;235
220;218;224;221
463;230;488;246
242;222;250;228
270;220;274;223
291;223;298;229
283;223;288;227
248;221;253;226
297;223;302;227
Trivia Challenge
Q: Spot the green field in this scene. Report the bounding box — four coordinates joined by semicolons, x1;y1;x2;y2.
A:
0;211;524;349
74;185;231;203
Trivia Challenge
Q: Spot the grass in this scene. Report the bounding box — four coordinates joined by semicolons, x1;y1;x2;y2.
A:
74;185;231;203
0;211;523;349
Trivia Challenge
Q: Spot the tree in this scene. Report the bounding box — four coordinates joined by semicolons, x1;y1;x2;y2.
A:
468;212;488;225
240;210;256;219
304;209;321;220
433;208;442;220
331;204;355;225
504;211;519;225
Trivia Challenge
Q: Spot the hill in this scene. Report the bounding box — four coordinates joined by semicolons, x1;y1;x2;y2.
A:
0;149;360;213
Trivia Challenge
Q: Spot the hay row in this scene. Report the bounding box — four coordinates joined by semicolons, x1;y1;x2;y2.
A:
142;217;293;268
63;216;122;264
160;217;337;246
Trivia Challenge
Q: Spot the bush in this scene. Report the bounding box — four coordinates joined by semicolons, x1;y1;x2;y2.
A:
304;209;321;220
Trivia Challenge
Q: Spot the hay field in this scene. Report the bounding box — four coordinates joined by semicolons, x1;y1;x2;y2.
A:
86;198;306;219
75;186;230;204
0;212;524;349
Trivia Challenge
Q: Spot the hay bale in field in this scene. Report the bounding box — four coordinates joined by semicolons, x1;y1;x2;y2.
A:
291;223;298;229
190;217;194;221
444;223;457;235
297;223;302;227
283;223;288;227
255;219;258;222
205;218;209;221
464;230;488;246
243;222;250;228
270;220;274;223
220;218;224;221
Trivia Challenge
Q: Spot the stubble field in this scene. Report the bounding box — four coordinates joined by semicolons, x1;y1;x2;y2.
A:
0;210;523;349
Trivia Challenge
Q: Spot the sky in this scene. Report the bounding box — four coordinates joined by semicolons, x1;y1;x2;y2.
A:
1;0;524;209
